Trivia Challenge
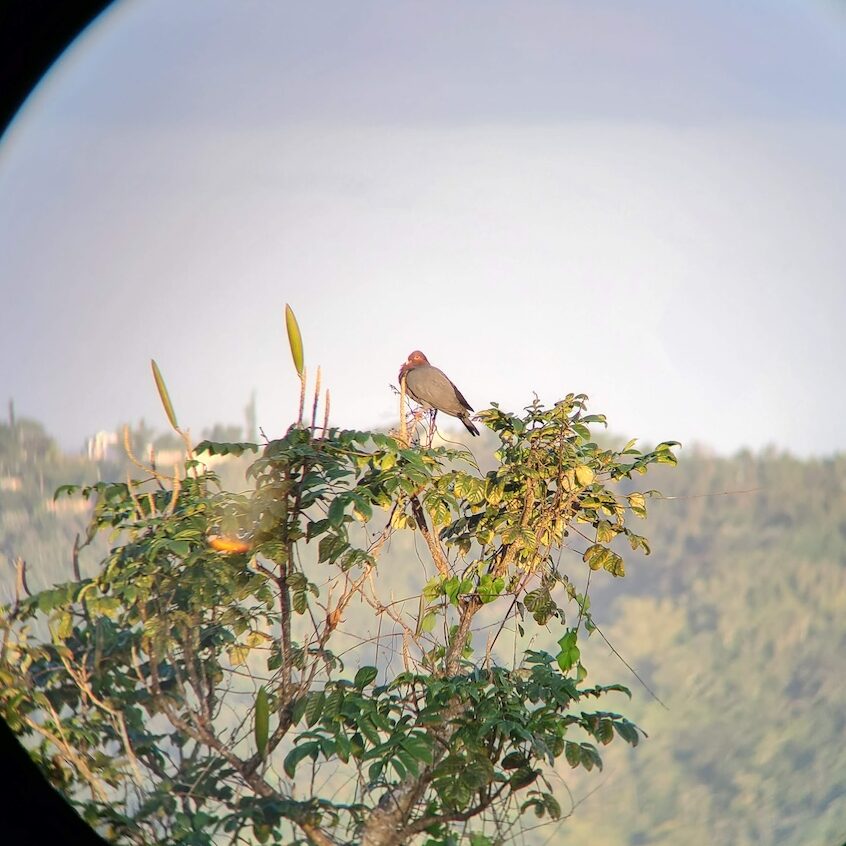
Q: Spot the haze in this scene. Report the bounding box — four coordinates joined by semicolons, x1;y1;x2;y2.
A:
1;0;844;455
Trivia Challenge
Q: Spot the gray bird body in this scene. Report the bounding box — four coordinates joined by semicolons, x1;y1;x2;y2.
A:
400;351;480;436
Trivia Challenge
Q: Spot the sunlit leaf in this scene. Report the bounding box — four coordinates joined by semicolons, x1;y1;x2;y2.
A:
151;359;179;430
284;304;304;377
575;465;595;486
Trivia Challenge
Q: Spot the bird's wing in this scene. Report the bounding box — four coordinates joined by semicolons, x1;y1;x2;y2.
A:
406;365;475;415
429;367;474;413
451;383;474;413
403;367;430;408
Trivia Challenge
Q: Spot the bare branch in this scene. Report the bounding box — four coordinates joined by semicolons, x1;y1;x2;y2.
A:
409;495;450;578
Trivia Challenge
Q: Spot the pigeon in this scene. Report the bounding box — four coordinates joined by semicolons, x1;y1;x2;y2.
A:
398;350;480;437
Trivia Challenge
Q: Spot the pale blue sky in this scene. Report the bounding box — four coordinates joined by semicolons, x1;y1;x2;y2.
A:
1;0;844;454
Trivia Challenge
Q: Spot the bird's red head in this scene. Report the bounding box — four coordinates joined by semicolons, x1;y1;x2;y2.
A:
399;350;429;382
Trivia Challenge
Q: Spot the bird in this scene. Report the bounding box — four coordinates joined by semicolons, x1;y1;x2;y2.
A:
398;350;480;437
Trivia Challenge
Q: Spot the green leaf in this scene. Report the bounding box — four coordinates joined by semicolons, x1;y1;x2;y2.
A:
167;539;191;557
542;792;562;819
324;686;344;720
53;484;79;500
328;496;347;528
614;721;640;746
402;735;433;764
354;666;378;689
283;740;319;778
594;719;614;745
501;751;527;770
284;304;304;377
291;695;309;725
444;577;462;605
478;574;505;604
335;732;351;763
318;534;348;564
352;497;372;522
509;767;538;790
304;691;325;727
195;440;259;457
423;577;444;601
556;629;580;672
151;359;179;430
292;588;308;615
357;716;381;747
254;685;269;756
572;422;591;441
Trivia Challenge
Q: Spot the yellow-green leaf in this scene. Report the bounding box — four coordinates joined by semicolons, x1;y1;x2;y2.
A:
284;304;304;377
596;520;616;543
627;492;647;517
582;543;607;571
421;611;438;632
151;359;179;430
228;644;250;666
55;612;73;641
245;630;271;648
603;550;626;577
254;685;269;756
575;465;595;486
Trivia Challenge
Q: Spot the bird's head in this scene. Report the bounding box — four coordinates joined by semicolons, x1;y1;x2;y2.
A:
398;350;429;382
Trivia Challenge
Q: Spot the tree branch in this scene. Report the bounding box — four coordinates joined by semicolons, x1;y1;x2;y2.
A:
409;495;450;578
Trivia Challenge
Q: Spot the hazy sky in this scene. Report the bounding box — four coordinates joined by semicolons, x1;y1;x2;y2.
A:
1;0;844;455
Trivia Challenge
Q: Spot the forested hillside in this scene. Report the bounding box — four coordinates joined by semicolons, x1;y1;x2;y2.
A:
566;448;846;845
1;418;844;845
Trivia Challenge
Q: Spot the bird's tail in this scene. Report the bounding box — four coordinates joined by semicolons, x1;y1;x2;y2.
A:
461;415;480;437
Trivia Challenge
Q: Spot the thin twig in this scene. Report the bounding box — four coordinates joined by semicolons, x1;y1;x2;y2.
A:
71;534;82;581
409;496;450;578
298;366;307;426
311;366;322;434
399;376;408;446
592;620;668;710
322;389;330;438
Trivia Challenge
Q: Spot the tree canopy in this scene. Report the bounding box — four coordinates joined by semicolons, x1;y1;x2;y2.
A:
0;332;678;845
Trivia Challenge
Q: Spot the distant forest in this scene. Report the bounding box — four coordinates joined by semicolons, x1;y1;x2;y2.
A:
1;416;844;846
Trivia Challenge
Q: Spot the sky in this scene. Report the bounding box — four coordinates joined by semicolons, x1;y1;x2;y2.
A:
1;0;844;455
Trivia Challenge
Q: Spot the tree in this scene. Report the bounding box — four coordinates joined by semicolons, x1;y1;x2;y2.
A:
0;316;677;845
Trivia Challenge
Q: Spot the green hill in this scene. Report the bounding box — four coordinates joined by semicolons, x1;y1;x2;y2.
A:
1;420;844;844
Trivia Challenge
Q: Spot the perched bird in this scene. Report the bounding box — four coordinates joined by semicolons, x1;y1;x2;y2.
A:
399;350;480;437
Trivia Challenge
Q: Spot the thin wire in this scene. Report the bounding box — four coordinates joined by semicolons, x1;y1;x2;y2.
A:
653;487;762;501
591;619;669;710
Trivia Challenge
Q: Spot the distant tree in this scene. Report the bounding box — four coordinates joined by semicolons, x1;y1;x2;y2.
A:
0;315;677;845
203;423;244;444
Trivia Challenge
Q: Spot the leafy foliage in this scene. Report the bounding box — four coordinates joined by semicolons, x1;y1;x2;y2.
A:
0;393;675;845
